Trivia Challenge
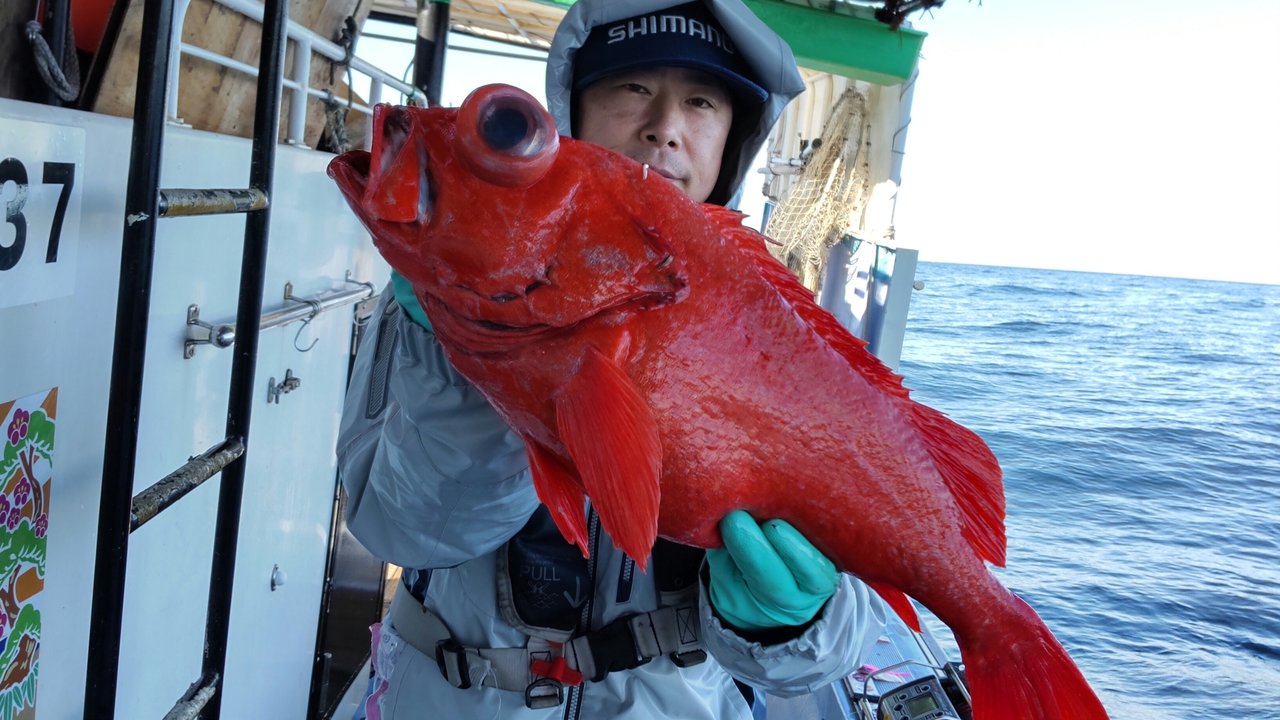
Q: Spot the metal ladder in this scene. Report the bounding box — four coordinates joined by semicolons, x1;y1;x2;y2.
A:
83;0;290;717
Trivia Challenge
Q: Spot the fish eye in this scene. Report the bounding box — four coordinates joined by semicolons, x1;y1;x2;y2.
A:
482;107;531;152
458;84;560;186
473;94;552;160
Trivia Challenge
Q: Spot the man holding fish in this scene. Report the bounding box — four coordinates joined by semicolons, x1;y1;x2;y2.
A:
337;0;887;717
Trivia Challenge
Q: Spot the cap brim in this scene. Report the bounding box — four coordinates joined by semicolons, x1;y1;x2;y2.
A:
575;59;769;105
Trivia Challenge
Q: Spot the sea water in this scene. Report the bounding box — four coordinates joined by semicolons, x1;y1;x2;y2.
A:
897;262;1280;718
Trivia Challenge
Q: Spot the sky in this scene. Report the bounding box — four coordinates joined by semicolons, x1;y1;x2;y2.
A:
353;0;1280;285
895;0;1280;285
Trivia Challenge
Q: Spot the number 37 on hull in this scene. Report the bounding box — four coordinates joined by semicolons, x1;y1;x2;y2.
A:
1;118;84;310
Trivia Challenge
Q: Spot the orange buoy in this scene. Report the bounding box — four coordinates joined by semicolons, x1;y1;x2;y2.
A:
71;0;114;54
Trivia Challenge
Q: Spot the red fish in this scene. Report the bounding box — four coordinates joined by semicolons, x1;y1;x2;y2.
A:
328;84;1108;720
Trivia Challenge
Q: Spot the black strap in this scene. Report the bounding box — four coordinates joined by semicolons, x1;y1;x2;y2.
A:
582;613;651;681
364;296;400;419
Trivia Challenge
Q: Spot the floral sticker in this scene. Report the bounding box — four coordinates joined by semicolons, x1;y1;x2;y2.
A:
0;389;55;720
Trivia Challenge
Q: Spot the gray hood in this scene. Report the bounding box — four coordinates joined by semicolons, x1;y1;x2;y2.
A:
545;0;806;205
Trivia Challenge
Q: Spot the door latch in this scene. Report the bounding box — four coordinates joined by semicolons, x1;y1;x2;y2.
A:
267;369;301;404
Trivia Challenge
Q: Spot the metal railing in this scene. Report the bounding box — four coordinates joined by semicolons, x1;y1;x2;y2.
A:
164;0;424;146
185;277;376;357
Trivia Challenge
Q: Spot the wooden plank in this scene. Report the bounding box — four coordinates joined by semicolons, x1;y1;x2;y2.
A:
93;0;374;149
370;0;567;49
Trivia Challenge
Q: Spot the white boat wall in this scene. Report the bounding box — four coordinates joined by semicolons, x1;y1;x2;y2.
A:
0;96;388;718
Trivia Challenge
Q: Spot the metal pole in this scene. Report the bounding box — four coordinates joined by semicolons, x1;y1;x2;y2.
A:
413;0;451;106
131;439;246;531
199;0;288;715
45;0;71;106
287;35;312;145
85;0;177;714
167;0;193;122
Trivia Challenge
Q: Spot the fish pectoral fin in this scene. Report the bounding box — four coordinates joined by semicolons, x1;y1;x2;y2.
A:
555;347;661;572
525;440;590;558
865;580;922;633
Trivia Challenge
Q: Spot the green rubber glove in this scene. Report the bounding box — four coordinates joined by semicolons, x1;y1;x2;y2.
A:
707;510;840;632
390;270;431;330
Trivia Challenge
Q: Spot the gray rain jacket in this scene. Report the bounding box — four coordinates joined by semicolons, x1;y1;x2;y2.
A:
338;1;886;718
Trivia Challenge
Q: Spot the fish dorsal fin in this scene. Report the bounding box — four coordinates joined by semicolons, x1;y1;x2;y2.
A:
706;206;910;400
555;347;661;571
907;403;1006;566
525;440;590;558
712;206;1007;567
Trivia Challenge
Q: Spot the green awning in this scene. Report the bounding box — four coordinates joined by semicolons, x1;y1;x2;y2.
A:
537;0;926;85
743;0;925;85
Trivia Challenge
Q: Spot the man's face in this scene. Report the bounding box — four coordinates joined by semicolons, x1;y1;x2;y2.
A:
576;66;735;203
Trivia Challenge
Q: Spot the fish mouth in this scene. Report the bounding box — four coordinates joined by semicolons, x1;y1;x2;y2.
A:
432;242;686;346
429;288;679;353
326;107;434;250
473;318;548;334
426;298;553;353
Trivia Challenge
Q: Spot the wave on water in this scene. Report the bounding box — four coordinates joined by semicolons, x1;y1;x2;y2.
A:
898;262;1280;719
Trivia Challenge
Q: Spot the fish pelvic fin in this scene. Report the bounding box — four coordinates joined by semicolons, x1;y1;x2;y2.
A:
961;593;1109;719
555;347;661;572
717;207;1007;567
865;580;921;633
525;440;590;558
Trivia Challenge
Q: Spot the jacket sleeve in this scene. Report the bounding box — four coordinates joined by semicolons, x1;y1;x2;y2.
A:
698;572;887;696
336;285;539;569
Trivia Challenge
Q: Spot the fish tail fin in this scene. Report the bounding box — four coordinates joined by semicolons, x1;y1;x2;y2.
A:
959;594;1109;719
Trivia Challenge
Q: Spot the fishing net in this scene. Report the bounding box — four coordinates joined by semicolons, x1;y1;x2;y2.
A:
764;87;873;293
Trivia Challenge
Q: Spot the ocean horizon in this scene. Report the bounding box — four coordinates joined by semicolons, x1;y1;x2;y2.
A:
909;258;1280;290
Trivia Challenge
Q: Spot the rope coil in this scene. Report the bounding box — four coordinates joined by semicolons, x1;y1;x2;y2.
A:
322;15;359;153
25;20;81;102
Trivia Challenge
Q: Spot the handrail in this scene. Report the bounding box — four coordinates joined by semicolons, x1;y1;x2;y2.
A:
179;43;378;116
185;278;376;358
166;0;422;145
216;0;417;91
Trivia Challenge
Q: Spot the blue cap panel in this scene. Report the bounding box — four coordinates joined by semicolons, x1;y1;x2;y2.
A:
573;1;768;104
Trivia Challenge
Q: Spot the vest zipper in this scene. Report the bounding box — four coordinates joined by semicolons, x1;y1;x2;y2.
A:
563;507;600;720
